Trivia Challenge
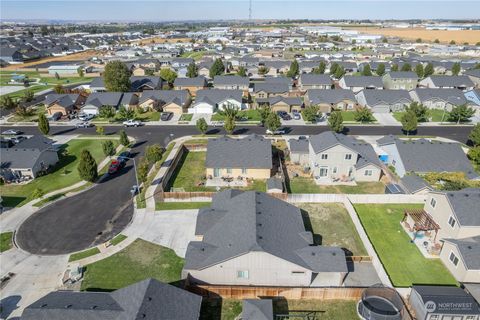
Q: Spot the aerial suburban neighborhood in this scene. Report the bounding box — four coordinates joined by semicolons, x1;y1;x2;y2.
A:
0;0;480;319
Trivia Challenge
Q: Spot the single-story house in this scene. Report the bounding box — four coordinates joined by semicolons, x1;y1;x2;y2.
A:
189;89;244;114
21;278;203;320
356;89;412;113
139;89;191;114
82;92;123;115
338;76;384;93
119;92;139;110
304;89;358;113
205;134;272;180
419;75;475;91
89;77;106;92
465;69;480;88
254;83;290;99
298;74;333;90
130;76;163;92
258;96;302;113
213;75;249;93
382;71;418;90
44;93;83;116
263;60;291;76
174;76;208;96
182;190;348;286
410;88;469;111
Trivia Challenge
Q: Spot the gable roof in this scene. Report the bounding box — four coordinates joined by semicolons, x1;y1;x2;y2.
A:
139;90;190;106
413;88;468;105
387;71;418;79
130;76;163;91
205;134;272;169
400;174;432;194
254;82;289;94
85;92;123;108
195;89;242;105
242;299;273;320
428;75;474;88
299;74;332;86
412;286;480;315
360;89;412;106
1;136;56;170
443;188;480;227
342;76;383;88
444;236;480;270
184;190;347;272
89;77;105;88
268;96;302;106
174;76;208;87
307;89;356;105
213;75;249;87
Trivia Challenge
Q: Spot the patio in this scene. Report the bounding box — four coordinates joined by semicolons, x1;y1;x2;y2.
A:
401;208;442;258
313;176;357;186
205;177;248;188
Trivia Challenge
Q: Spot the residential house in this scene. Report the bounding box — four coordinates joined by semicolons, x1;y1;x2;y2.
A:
338;76;384;93
465;89;480;107
465;69;480;88
47;65;85;75
174;76;208;97
441;236;480;283
400;174;432;195
172;57;194;69
1;136;59;181
299;60;322;74
119;92;139;110
382;71;418;90
419;75;475;91
182;190;348;286
288;138;310;166
130;76;163;92
189;89;244;114
410;88;469;111
89;77;106;92
259;96;303;113
43;93;83;116
298;74;333;91
263;60;291;76
309;131;383;184
0;47;23;62
82;92;123;115
377;136;479;179
240;299;274;320
356;89;412;113
254;83;289;99
409;286;480;320
205;135;272;180
21;278;203;320
304;89;358;113
139;90;191;114
213;75;249;95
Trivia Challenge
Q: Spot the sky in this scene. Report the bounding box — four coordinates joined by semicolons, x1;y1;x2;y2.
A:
1;0;480;22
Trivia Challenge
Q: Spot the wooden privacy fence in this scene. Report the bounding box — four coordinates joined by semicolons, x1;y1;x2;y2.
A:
347;256;372;262
187;285;364;300
162;191;288;201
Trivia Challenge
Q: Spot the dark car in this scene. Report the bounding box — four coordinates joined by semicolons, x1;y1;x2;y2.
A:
160;112;173;121
108;160;125;174
277;111;291;120
117;151;131;163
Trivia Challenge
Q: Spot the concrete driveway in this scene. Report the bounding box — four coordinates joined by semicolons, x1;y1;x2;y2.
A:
373;113;400;126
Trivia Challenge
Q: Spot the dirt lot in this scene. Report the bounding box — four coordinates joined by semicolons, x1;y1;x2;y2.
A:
352;27;480;44
2;50;103;71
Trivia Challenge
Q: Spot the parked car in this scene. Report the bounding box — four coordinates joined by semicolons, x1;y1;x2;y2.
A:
160;112;173;121
1;129;23;135
10;136;26;144
108;160;125;174
78;113;94;121
117;151;131;163
277;111;291;120
292;111;301;120
266;128;286;135
123;119;142;127
75;121;93;128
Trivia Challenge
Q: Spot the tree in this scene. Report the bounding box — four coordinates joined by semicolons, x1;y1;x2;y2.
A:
258;106;271;126
38;113;50;135
219;103;239;121
469;124;480;146
137;157;149;183
313;61;326;74
354;107;374;123
237;66;247;77
99;105;116;119
41;25;48;36
451;62;461;76
376;63;386;76
77;67;84;78
362;64;372;76
186;62;198;78
448;104;475;124
287;60;299;78
104;61;131;92
415;38;422;43
424;63;434;77
258;66;269;75
159;68;177;84
401;111;418;136
119;130;130;146
145;69;155;76
450;40;456;45
468;147;480;166
434;39;440;43
102;140;116;157
196;117;208;135
0;96;18;110
334;65;345;79
390;64;399;72
224;117;236;134
53;84;64;94
328;111;344;133
145;144;164;164
209;58;225;78
77;149;98;182
382;37;388;43
475;63;480;69
54;72;60;80
265;112;281;132
329;62;339;75
117;106;135;120
22;89;34;103
96;126;105;135
301;105;319;123
401;63;412;72
15;105;30;117
415;63;424;78
405;102;429;122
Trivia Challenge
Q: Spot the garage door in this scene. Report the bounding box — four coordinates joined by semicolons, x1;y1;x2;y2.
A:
372;105;390;113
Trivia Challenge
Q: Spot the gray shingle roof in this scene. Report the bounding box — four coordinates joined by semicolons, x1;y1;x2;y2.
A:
387;71;418;79
307;89;356;105
206;134;272;169
361;89;412;106
21;278;203;320
85;92;123;108
428;75;474;88
299;74;332;86
266;177;283;191
268;96;302;106
139;90;189;106
444;236;480;270
444;188;480;226
89;77;105;88
413;88;468;105
213;75;249;87
44;94;79;107
412;286;480;315
195;89;242;105
242;299;273;320
400;174;432;194
130;76;163;91
120;92;138;106
174;76;207;87
184;190;347;273
342;76;383;88
288;138;309;154
254;82;289;94
1;136;56;169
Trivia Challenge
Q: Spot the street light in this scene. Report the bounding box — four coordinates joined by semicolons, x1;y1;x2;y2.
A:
118;156;139;194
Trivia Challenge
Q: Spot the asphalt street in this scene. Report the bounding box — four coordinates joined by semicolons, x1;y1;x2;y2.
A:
8;123;474;255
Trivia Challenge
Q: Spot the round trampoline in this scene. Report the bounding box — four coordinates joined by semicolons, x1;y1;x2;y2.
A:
357;285;407;320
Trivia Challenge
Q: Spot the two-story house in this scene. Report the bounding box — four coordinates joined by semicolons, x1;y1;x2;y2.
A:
297;74;333;91
382;71;418;90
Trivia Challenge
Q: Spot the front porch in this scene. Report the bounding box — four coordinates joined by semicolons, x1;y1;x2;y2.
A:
401;208;441;258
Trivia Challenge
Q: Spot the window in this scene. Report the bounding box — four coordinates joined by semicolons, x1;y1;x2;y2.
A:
321;154;328;160
364;170;373;176
430;198;436;208
237;270;249;279
429;316;439;320
241;168;247;174
466;316;476;320
226;168;232;174
319;167;329;177
345;154;352;160
449;252;459;266
291;271;305;275
448;216;456;228
332;167;338;174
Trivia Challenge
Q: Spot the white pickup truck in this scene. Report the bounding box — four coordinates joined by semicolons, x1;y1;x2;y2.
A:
123;119;142;127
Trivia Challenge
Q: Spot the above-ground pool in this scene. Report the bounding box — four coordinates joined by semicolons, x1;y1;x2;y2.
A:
357;285;407;320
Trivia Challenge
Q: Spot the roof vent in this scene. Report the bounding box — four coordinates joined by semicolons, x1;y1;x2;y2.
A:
258;236;263;240
201;248;205;252
332;252;336;256
467;246;473;250
311;252;316;256
91;305;98;310
257;211;262;214
40;304;48;308
148;297;153;301
141;314;147;318
257;223;262;227
65;304;72;309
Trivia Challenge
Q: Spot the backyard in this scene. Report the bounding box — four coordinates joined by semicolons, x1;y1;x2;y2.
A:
81;239;184;291
355;204;458;287
287;177;385;194
200;299;358;320
0;138;118;207
298;203;367;256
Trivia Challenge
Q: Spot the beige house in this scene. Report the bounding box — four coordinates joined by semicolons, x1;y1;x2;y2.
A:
267;97;303;113
44;93;83;116
304;89;358;113
308;132;383;184
183;190;348;286
138;90;191;113
173;76;208;97
205;135;272;182
440;237;480;283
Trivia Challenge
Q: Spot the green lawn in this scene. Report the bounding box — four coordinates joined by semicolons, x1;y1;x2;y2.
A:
69;247;101;262
180;51;213;60
355;204;458;287
0;139;118;207
179;114;193;122
110;234;127;246
287;177;385;194
1;84;53;99
81;239;184;291
298;203;367;256
133;111;160;122
156;202;211;210
200;299;357;320
393;109;448;122
7;106;45;123
211;110;262;122
0;232;13;252
340;111;358;122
